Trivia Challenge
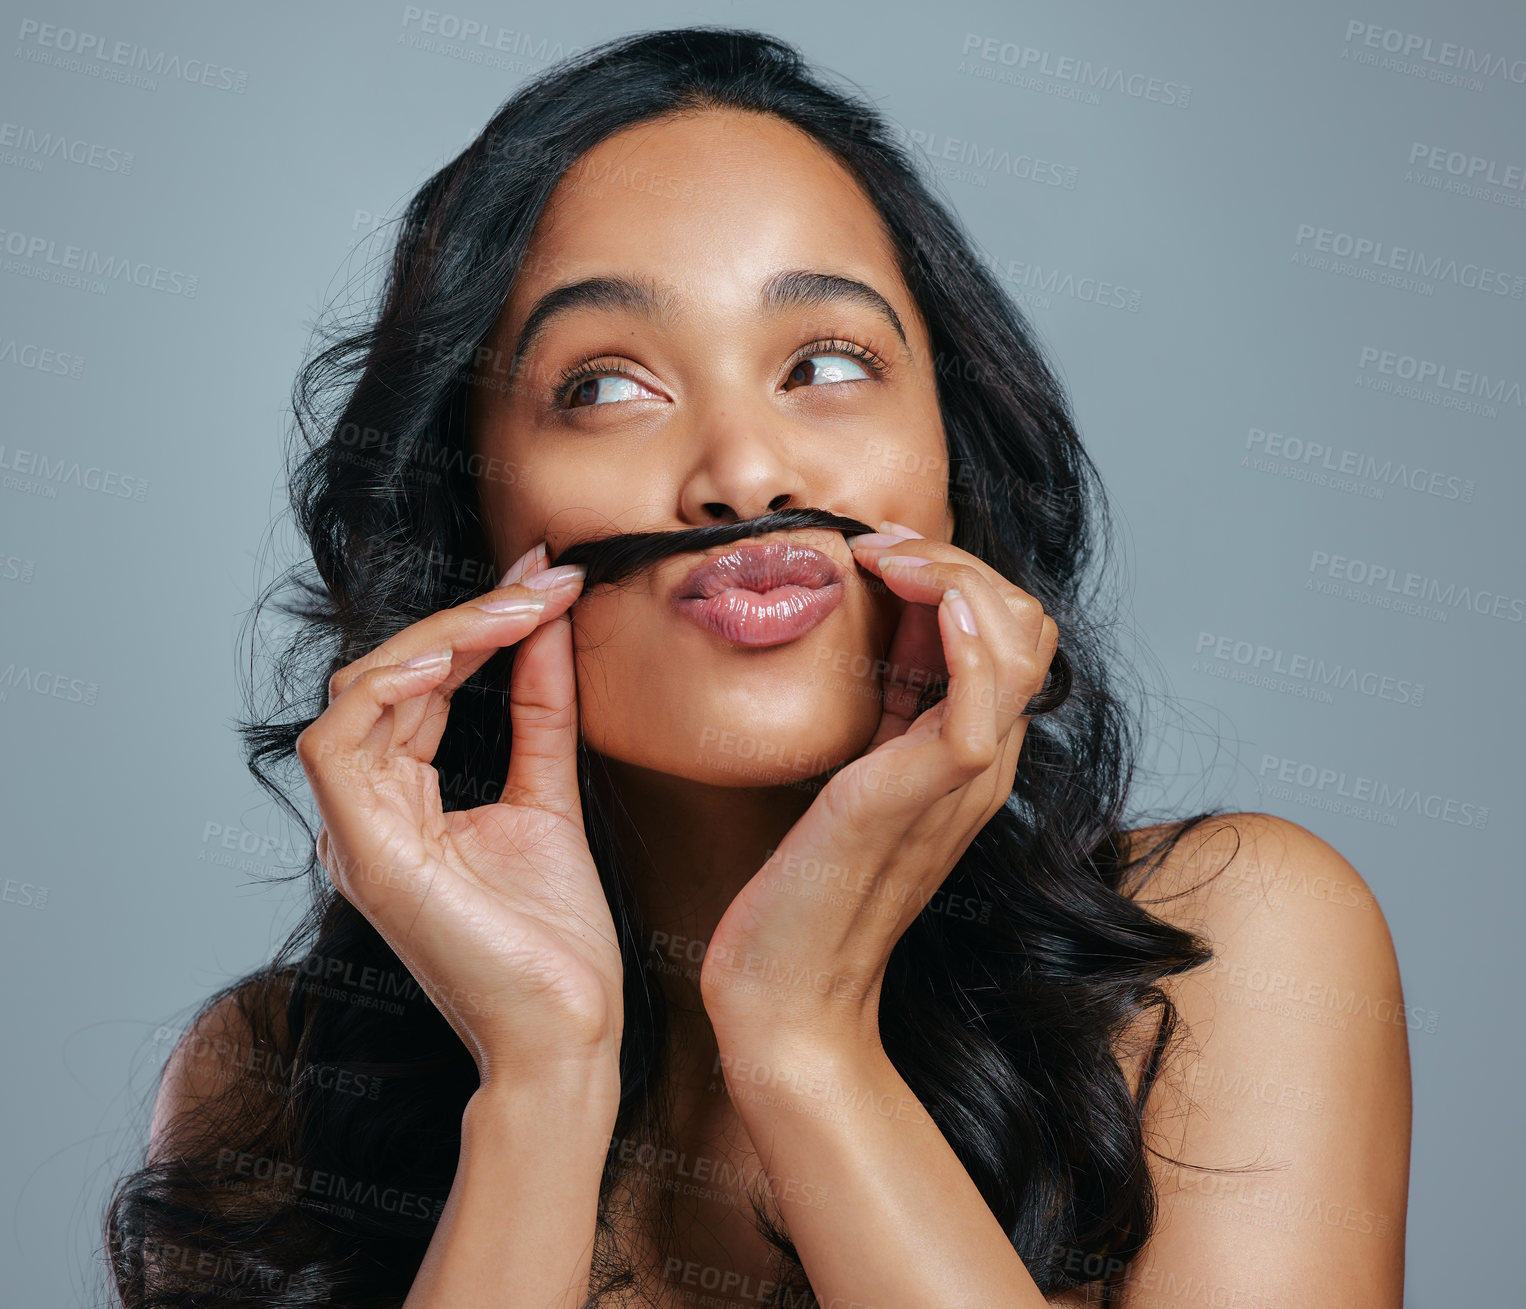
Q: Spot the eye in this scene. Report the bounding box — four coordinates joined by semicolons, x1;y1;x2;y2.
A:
552;359;659;410
785;354;870;388
549;334;890;411
782;338;887;391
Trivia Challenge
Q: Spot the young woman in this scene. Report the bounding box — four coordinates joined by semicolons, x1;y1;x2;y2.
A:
106;26;1411;1309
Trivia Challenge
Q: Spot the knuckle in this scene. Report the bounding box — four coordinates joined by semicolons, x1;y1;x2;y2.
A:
323;852;348;895
316;832;359;896
943;562;981;590
1014;647;1050;689
353;663;390;694
296;722;353;775
314;830;339;884
294;724;322;767
1009;591;1045;624
949;730;997;776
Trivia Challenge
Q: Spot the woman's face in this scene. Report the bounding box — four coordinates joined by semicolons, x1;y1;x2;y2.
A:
470;107;953;788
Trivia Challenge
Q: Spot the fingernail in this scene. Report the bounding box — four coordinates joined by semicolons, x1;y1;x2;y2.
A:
524;563;585;590
476;593;547;614
848;532;908;548
401;648;453;669
877;520;924;539
879;554;933;570
944;589;978;636
498;541;546;587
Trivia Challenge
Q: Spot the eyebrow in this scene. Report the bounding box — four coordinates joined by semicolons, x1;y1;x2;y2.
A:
508;267;910;371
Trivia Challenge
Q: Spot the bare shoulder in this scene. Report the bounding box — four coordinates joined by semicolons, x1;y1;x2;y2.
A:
1110;812;1411;1307
148;971;294;1165
1119;810;1389;930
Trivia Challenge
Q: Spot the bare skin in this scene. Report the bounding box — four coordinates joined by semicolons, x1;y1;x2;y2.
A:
150;107;1410;1308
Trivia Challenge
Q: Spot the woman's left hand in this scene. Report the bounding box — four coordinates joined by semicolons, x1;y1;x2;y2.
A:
700;521;1059;1055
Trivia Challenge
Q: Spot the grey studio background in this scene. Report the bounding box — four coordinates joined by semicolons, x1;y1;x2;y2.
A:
1;1;1521;1304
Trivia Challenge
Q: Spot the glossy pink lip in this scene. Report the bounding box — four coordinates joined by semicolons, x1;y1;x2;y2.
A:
673;540;845;647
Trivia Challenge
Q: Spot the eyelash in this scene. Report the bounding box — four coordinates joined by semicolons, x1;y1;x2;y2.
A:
549;335;891;409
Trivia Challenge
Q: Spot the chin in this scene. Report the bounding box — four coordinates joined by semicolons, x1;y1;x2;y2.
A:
571;587;896;788
580;666;886;791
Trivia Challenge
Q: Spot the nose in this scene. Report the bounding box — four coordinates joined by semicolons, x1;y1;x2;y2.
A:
676;421;811;526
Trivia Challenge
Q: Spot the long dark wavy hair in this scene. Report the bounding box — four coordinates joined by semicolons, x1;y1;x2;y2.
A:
104;25;1235;1308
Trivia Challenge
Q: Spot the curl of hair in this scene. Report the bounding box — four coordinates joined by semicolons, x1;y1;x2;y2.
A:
105;25;1231;1308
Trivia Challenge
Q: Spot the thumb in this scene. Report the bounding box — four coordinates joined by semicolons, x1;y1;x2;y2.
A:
501;611;582;818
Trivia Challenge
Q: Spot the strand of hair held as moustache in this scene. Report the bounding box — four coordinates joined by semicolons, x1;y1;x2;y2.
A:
546;506;1071;715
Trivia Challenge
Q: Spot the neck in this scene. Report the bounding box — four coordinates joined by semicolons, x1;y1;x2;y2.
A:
588;755;822;1097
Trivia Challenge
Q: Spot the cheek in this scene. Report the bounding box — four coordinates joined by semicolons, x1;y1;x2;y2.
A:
480;464;620;568
842;439;946;521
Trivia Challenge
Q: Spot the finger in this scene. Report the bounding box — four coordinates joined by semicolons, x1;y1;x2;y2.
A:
849;537;1040;629
433;547;567;700
326;566;584;705
300;650;462;788
901;587;999;797
868;556;1040;734
940;586;997;757
856;549;989;623
935;589;1039;823
972;619;1056;821
501;610;583;820
321;573;582;765
1037;613;1058;658
297;658;459;917
990;701;1030;814
853;542;1053;807
856;541;1037;629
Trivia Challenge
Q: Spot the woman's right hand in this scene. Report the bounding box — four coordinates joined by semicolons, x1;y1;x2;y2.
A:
295;542;623;1090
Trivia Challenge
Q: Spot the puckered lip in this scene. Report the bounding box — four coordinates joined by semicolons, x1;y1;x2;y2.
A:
674;539;844;602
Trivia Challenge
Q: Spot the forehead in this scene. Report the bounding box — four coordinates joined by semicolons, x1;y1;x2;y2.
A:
505;108;910;323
